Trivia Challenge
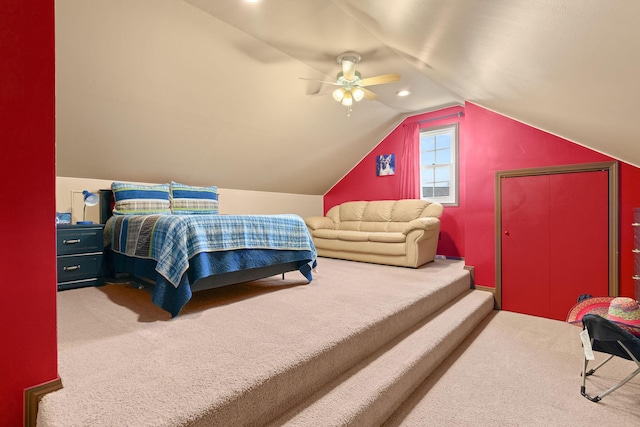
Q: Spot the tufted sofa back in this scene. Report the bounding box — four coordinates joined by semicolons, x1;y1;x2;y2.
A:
325;199;443;233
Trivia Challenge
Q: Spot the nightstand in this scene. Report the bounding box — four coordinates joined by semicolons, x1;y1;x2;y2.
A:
56;223;105;291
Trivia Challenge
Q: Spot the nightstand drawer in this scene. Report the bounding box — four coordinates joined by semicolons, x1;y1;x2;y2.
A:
57;254;104;283
57;227;103;255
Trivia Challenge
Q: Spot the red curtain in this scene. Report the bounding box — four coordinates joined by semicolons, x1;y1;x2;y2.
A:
399;122;420;199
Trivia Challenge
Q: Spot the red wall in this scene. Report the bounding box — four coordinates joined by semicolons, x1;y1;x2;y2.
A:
619;162;640;297
325;105;466;257
325;101;640;299
0;1;58;425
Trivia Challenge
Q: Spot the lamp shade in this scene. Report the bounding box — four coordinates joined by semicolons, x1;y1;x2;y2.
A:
341;91;353;106
332;87;346;102
352;87;365;102
83;190;99;207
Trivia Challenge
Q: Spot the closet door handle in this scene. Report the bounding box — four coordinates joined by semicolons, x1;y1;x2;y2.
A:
63;239;81;245
633;275;640;280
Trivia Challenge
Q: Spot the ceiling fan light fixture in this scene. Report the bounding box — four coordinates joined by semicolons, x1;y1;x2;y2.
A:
299;51;400;115
352;87;365;102
341;91;353;106
332;87;346;102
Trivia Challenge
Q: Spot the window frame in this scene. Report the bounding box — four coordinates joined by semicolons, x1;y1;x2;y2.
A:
418;123;459;206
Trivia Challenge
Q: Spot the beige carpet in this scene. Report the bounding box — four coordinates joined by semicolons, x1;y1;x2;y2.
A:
385;310;640;426
37;257;471;426
39;256;640;426
269;289;494;427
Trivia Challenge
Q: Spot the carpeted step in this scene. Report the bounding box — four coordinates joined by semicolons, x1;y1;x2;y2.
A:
188;261;473;427
268;289;494;427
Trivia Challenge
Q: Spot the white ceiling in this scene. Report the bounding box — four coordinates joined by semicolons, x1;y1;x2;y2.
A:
55;0;640;195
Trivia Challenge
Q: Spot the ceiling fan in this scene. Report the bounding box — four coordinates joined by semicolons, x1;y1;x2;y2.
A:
302;52;400;115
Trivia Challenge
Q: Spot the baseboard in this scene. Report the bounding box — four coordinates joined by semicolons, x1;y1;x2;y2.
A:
24;377;63;427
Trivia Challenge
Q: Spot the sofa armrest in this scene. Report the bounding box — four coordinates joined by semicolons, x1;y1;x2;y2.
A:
305;216;336;230
402;217;440;235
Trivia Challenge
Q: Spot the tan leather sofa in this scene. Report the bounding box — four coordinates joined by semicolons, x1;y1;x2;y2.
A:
304;199;443;268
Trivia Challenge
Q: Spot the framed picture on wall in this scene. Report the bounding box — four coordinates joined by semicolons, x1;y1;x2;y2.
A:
376;154;395;176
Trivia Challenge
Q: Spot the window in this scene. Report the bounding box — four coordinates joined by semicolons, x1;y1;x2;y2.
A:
419;124;458;205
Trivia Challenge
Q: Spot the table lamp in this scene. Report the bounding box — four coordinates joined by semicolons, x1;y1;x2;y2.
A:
77;190;99;224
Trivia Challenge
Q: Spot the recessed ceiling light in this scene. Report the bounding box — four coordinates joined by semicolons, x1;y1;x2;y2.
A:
396;90;411;97
245;0;262;3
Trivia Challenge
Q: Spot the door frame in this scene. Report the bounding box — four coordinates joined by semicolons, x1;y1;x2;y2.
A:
494;161;619;310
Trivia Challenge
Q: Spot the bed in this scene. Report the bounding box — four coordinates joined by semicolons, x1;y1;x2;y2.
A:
100;186;317;317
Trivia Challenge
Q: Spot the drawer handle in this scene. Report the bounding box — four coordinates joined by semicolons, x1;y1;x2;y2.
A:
63;265;81;271
634;275;640;280
633;249;640;253
63;239;81;245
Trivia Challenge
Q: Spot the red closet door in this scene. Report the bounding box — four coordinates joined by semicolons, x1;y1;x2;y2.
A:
501;170;609;320
501;175;551;318
548;171;609;319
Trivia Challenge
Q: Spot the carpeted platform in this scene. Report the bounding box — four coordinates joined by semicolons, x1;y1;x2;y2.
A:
38;257;489;426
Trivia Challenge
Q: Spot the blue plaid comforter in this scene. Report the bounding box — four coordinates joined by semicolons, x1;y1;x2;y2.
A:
105;214;317;288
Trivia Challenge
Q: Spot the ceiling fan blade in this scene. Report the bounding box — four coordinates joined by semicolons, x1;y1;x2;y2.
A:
342;59;357;81
299;77;341;86
360;73;401;87
361;87;378;100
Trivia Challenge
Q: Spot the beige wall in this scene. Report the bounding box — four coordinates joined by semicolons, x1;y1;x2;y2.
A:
56;177;323;224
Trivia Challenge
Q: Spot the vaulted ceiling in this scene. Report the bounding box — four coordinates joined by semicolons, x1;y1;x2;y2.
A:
55;0;640;195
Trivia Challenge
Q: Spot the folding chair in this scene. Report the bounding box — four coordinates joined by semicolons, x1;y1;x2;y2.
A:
580;313;640;402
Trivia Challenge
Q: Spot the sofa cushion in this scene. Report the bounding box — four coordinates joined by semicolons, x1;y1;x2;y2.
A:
362;200;395;222
368;232;406;243
359;221;390;232
338;201;369;230
314;239;406;256
325;205;340;224
313;229;406;244
390;199;432;221
313;229;339;239
339;201;368;220
336;230;369;242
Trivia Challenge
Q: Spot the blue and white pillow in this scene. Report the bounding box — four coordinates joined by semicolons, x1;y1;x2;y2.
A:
111;182;171;215
170;181;219;215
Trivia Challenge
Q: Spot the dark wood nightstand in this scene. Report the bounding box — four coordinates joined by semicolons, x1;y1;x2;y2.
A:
56;223;105;291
